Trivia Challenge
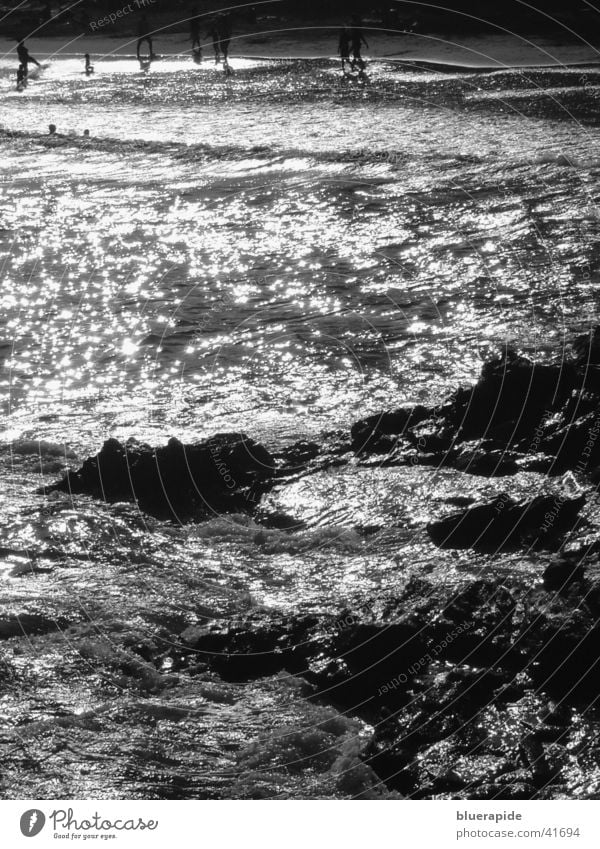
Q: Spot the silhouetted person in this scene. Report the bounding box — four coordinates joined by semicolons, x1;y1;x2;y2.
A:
48;123;56;134
83;129;90;137
190;6;201;50
16;39;41;76
218;12;232;63
350;17;368;70
206;18;221;64
137;14;153;61
338;26;350;72
85;53;94;75
16;64;27;90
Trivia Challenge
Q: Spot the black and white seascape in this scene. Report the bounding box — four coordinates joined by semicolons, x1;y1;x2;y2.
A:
3;0;600;802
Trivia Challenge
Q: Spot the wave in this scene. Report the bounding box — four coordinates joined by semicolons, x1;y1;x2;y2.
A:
8;439;77;459
533;150;600;169
4;127;595;178
0;126;485;173
192;513;364;553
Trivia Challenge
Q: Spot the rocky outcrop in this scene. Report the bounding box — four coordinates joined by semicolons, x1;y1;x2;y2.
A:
46;434;277;519
44;431;352;521
351;335;600;478
174;568;600;799
426;493;585;552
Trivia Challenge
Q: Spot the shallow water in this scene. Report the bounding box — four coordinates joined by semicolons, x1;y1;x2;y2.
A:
1;53;599;798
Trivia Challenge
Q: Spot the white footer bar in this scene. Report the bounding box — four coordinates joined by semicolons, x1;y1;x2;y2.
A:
0;800;597;848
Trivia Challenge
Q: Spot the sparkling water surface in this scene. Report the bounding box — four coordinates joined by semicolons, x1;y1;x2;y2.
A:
1;52;600;799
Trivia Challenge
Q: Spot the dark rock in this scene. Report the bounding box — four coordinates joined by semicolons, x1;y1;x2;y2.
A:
540;411;600;473
445;496;476;508
572;327;600;366
478;770;537;800
46;433;277;519
307;618;428;710
531;604;600;697
453;443;518;476
584;581;600;616
450;349;575;442
348;337;600;478
0;613;70;639
171;571;600;797
543;557;586;591
180;614;318;680
427;493;585;552
273;440;320;471
351;405;431;453
254;510;306;531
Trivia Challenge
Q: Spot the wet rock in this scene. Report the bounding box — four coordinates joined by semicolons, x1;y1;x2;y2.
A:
531;603;600;698
453;443;518;476
427;493;585;552
180;614;319;680
477;769;537;800
572;327;600;366
349;336;600;478
254;510;306;531
449;350;575;442
0;613;70;639
46;433;277;519
539;411;600;474
543;557;586;591
519;731;566;788
273;440;320;471
306;618;427;710
351;405;431;453
583;581;600;616
409;420;456;455
173;570;600;798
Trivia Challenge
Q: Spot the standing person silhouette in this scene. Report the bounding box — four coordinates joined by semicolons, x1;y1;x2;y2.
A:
206;17;221;64
218;12;232;63
190;6;201;51
350;16;368;71
16;39;41;76
338;26;351;73
136;13;154;62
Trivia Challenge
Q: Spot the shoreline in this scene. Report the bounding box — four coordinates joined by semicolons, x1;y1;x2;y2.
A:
1;30;598;70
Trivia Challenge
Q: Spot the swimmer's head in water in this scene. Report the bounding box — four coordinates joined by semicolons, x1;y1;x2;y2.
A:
83;129;90;136
48;124;56;134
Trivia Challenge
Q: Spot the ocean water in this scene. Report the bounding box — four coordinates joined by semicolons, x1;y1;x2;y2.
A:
1;53;600;799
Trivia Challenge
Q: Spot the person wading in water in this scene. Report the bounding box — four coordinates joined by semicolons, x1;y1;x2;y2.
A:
350;16;369;71
338;26;351;73
136;13;154;62
16;39;41;78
